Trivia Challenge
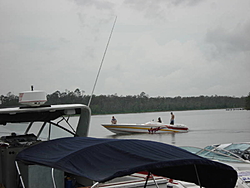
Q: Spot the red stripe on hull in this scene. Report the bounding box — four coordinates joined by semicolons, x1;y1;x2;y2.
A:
166;125;188;130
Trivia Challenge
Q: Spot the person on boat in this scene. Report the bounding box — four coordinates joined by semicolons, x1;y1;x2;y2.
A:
170;112;175;125
111;116;117;124
157;117;162;123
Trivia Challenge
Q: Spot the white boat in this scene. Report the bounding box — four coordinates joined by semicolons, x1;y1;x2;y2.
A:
179;142;250;188
0;90;91;188
99;142;250;188
101;121;188;134
208;142;250;161
16;137;237;188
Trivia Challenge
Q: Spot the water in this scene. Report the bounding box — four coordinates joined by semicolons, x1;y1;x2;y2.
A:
88;109;250;148
0;109;249;148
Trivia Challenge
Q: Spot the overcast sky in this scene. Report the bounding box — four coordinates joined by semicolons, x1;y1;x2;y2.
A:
0;0;249;97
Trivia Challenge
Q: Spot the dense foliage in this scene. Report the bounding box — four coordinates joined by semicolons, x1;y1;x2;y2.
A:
246;92;250;110
0;89;247;115
0;92;19;107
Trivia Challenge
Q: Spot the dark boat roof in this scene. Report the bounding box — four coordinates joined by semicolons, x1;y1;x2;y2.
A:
16;137;237;188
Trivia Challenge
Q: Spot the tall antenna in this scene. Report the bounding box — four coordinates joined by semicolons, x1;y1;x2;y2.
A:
88;16;117;107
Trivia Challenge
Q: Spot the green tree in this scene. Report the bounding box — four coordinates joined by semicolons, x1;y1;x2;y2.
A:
246;92;250;110
0;89;247;113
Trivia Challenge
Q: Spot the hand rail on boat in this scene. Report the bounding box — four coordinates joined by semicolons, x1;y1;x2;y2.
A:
52;168;57;188
144;172;160;188
15;161;58;188
194;164;202;188
90;172;162;188
15;161;26;188
91;182;100;188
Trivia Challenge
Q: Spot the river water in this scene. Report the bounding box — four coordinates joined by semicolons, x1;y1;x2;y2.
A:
0;109;249;148
88;109;250;148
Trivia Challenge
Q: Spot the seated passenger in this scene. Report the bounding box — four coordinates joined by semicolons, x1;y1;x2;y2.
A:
111;116;117;124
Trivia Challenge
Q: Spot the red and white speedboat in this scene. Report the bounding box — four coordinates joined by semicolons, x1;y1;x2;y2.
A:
101;121;188;134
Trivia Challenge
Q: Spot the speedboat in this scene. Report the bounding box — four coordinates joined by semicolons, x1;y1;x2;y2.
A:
208;142;250;161
179;142;250;188
101;121;188;134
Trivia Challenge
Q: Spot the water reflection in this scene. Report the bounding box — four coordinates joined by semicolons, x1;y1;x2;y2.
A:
171;133;176;145
107;132;177;147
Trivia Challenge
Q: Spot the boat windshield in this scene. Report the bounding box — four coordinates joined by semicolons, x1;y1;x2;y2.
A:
180;146;203;154
0;115;79;141
224;143;250;152
180;146;247;163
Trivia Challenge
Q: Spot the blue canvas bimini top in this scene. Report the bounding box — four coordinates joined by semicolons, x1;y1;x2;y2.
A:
16;137;237;188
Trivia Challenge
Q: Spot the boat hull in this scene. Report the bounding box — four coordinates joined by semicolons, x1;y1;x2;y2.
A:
101;123;188;134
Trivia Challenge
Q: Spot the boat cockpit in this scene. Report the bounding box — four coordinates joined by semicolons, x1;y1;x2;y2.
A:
0;103;91;188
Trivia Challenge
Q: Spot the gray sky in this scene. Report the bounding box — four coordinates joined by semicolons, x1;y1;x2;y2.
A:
0;0;249;97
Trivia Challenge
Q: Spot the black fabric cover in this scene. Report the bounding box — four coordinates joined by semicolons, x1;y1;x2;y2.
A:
16;137;237;188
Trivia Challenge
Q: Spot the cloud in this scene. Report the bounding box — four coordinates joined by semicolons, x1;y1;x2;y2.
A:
123;0;206;21
206;20;250;56
0;0;249;98
74;0;114;10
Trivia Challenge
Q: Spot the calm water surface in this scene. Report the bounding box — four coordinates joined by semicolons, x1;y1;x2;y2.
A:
88;109;250;148
0;109;249;148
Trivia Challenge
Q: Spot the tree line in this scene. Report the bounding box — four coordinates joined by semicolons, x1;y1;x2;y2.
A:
0;89;249;114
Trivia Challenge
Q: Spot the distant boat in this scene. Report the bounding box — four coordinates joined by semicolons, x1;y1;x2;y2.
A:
101;121;188;134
